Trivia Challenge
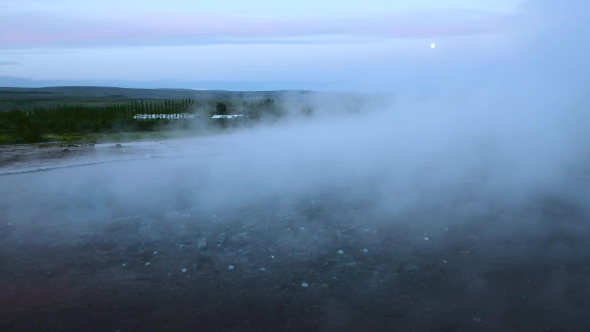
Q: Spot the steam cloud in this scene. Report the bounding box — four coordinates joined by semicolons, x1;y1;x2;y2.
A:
2;0;590;233
0;3;589;329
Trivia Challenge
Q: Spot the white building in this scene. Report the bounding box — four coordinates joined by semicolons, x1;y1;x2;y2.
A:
133;113;196;120
211;114;244;119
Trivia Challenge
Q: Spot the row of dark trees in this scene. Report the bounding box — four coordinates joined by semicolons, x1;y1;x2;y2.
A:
214;99;279;118
0;98;290;143
0;99;202;142
242;99;283;120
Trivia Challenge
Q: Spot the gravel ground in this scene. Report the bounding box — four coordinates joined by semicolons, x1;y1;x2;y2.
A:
0;138;236;175
1;145;589;332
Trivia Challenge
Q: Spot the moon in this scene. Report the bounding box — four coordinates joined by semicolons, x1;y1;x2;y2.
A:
430;42;436;49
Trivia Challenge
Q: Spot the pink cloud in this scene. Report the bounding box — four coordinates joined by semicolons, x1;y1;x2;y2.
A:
0;10;525;48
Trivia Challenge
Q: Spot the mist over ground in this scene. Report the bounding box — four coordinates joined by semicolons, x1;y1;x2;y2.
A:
1;0;590;331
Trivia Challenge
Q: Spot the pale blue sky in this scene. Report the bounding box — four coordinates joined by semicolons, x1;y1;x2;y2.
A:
3;0;526;17
0;0;583;89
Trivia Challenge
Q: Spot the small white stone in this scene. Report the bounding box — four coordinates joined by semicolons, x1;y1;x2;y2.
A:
122;264;126;267
145;262;150;266
153;251;158;255
182;268;187;273
260;268;266;271
424;237;429;241
442;260;447;264
300;227;305;230
228;265;234;270
362;248;369;253
271;255;275;259
302;282;309;287
337;250;344;255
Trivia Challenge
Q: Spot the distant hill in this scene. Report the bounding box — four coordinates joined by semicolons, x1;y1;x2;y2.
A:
0;76;334;91
0;86;329;110
0;86;310;99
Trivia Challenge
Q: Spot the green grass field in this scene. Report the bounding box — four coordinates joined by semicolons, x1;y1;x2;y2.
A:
0;86;288;145
0;86;366;145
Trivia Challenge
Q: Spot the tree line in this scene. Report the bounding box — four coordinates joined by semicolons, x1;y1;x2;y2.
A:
0;98;290;143
240;99;283;120
0;99;200;142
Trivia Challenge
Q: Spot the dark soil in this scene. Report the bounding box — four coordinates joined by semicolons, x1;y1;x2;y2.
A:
1;188;589;332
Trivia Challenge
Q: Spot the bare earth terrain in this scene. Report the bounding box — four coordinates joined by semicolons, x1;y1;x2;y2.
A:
0;139;234;176
0;141;589;332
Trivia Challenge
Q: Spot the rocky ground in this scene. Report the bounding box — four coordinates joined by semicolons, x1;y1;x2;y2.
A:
0;142;146;174
0;138;231;175
0;145;589;332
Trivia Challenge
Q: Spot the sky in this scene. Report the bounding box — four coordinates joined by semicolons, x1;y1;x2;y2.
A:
0;0;580;89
